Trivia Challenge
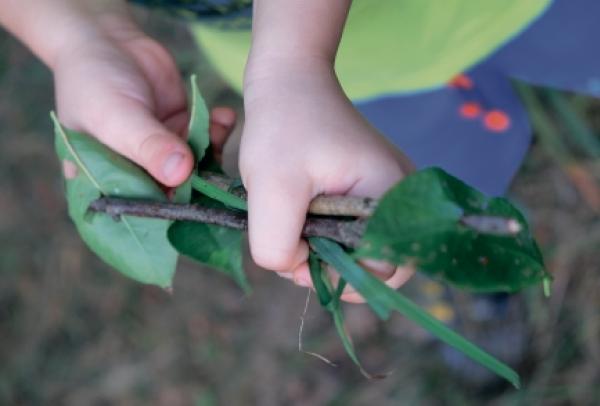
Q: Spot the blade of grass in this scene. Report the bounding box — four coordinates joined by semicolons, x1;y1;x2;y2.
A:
308;253;333;306
310;237;521;388
545;89;600;158
191;174;248;211
328;276;346;311
516;83;573;165
517;84;600;211
309;256;382;378
309;238;391;319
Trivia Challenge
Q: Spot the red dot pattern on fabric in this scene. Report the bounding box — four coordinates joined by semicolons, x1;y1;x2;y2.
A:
459;102;482;119
448;74;473;89
484;110;511;132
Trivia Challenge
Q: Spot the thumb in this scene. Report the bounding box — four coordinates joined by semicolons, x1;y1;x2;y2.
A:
244;169;312;273
89;98;194;187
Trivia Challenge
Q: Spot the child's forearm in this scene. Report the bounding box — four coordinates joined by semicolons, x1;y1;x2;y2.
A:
0;0;135;69
245;0;351;81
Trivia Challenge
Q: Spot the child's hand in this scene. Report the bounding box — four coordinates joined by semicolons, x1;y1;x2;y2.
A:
52;25;196;187
241;58;415;302
1;1;236;186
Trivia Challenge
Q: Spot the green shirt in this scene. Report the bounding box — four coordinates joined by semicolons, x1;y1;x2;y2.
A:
192;0;552;100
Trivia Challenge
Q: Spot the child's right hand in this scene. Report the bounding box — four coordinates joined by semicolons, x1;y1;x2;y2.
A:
52;22;196;187
2;0;236;186
241;57;415;302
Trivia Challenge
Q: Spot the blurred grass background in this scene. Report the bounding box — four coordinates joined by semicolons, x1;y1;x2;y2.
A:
1;7;599;406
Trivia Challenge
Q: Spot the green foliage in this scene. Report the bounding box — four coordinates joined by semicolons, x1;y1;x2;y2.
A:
169;186;249;292
168;221;249;293
52;79;548;386
52;76;249;291
167;76;249;291
174;75;210;203
190;164;524;386
190;175;247;211
356;168;548;293
310;237;520;388
186;75;211;161
52;112;177;288
308;255;376;378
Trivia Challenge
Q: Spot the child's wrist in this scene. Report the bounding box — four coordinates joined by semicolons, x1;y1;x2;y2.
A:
31;1;138;70
244;53;337;96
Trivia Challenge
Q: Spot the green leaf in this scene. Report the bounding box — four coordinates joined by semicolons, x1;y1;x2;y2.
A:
186;75;211;162
168;220;250;293
168;191;250;293
310;237;520;388
52;112;177;288
356;168;548;293
165;77;249;293
174;75;211;203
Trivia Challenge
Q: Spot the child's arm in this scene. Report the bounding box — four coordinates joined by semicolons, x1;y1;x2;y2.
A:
0;0;198;186
242;0;414;299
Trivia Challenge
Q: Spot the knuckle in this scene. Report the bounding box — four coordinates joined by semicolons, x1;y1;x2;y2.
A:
133;133;157;165
133;132;176;171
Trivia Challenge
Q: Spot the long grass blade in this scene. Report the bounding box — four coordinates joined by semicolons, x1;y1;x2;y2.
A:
310;237;521;388
191;174;248;211
308;256;382;379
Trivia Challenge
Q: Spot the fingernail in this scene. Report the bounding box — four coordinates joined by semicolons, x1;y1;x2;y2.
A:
163;152;184;180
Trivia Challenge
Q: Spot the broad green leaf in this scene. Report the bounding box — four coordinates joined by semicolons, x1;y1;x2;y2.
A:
310;237;520;388
52;112;177;288
168;191;249;293
356;168;548;293
174;75;210;203
168;220;250;293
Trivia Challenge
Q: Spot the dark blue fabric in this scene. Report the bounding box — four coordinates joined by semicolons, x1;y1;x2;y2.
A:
489;0;600;97
356;0;597;196
355;67;531;196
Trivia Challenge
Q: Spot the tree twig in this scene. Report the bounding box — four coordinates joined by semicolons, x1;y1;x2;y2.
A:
201;172;378;217
89;197;367;248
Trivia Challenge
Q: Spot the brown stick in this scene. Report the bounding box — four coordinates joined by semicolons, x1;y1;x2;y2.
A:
89;197;367;248
201;172;378;217
89;172;520;247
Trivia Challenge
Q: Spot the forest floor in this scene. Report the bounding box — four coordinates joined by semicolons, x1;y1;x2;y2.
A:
1;8;599;406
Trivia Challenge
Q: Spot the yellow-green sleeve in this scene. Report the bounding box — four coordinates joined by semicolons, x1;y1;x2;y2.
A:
191;0;552;100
